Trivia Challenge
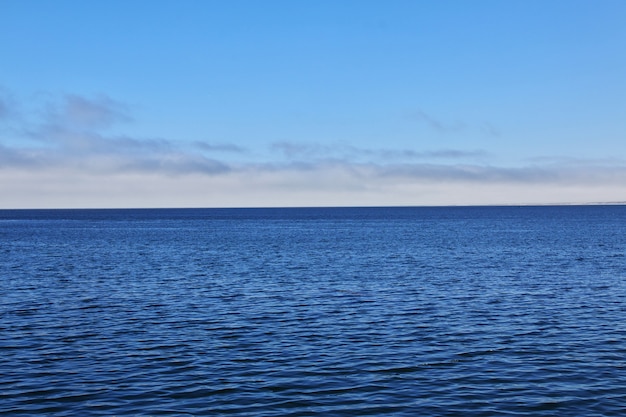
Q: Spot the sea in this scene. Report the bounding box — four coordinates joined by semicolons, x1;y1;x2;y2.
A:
1;206;625;416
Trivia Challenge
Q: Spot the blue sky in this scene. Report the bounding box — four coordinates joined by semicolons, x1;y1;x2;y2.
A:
1;1;625;208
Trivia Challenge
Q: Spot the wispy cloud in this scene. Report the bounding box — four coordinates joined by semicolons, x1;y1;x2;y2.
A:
480;122;501;138
193;141;246;153
2;92;625;185
270;141;488;163
44;94;133;130
1;92;230;175
251;159;626;187
2;90;626;207
409;110;466;133
408;109;501;138
0;88;14;121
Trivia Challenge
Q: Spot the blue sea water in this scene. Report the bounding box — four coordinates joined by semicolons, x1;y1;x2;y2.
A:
1;206;626;416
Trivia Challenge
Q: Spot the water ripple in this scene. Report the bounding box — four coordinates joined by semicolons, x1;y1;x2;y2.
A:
1;207;626;415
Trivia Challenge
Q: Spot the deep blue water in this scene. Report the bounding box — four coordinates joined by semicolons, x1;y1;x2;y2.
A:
1;206;626;416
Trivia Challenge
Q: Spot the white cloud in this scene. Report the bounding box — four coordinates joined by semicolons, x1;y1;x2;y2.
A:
2;91;626;208
1;92;232;175
3;162;626;208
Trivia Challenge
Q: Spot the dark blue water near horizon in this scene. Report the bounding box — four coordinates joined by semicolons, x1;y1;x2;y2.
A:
2;206;626;416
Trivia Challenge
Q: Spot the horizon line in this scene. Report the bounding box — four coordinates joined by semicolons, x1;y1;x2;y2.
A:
2;202;626;211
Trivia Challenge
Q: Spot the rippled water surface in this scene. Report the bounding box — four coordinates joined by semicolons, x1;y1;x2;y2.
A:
2;206;626;416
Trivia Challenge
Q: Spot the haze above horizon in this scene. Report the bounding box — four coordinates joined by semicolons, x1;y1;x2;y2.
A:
1;1;625;208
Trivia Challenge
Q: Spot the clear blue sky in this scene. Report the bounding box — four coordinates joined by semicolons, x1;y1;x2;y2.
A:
1;1;625;207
